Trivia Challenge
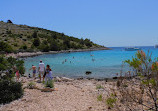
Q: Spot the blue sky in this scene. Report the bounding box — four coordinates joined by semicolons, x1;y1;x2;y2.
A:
1;0;158;47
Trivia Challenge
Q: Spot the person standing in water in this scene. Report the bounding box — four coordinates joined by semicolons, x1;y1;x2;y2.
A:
38;60;45;82
29;65;36;80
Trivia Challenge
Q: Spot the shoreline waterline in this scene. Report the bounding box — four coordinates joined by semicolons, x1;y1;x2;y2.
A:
6;47;109;58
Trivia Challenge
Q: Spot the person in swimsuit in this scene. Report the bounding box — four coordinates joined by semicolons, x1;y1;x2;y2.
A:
29;65;36;80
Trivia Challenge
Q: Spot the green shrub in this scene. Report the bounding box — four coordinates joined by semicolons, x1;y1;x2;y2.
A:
96;85;104;89
13;43;18;47
106;97;117;108
50;41;59;51
40;43;50;52
84;38;92;47
0;41;14;53
0;80;23;104
97;94;103;101
23;45;27;50
27;35;32;39
27;82;36;89
52;34;57;39
25;48;34;52
63;38;70;48
80;38;84;45
0;56;25;104
7;20;13;23
105;93;117;108
32;31;37;38
20;45;27;50
33;38;40;47
0;56;25;76
22;38;27;41
6;30;12;34
45;80;54;88
15;60;25;74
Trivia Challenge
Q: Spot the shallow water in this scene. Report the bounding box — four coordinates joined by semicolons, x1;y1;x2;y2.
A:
24;46;158;78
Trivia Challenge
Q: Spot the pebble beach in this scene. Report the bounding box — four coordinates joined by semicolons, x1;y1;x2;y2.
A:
0;77;115;111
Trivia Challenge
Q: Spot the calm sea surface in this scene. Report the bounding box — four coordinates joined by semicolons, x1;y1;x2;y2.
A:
24;46;158;78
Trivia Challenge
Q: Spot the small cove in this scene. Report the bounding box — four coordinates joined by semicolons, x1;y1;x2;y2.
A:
24;46;158;79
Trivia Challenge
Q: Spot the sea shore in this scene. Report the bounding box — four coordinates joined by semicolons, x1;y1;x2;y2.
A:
0;76;115;111
6;47;109;58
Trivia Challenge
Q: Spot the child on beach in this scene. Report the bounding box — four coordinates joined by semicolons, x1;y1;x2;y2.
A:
29;65;36;80
15;70;20;82
45;65;53;83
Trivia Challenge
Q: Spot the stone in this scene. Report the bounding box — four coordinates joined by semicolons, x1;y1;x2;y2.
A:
61;77;73;82
55;76;62;82
85;71;92;75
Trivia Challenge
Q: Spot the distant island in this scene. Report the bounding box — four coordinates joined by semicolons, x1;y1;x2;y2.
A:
0;20;109;53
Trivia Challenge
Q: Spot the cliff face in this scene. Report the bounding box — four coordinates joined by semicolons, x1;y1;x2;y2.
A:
0;21;107;52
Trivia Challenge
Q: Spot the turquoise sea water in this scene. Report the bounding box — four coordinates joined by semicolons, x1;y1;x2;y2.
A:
24;46;158;78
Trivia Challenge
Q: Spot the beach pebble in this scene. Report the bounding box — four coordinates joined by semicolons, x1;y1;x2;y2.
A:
61;77;73;82
55;76;62;82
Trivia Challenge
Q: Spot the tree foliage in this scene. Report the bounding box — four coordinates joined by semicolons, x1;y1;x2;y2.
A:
33;38;40;47
7;20;13;23
0;41;14;53
32;31;38;38
50;40;59;51
0;56;25;104
84;38;92;47
63;38;70;49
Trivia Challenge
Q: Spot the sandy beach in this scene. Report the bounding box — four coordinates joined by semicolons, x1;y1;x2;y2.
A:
0;77;115;111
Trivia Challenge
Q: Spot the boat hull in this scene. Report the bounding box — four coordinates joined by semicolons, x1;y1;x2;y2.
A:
125;48;140;51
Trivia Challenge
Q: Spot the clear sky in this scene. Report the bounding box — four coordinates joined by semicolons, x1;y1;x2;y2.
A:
1;0;158;47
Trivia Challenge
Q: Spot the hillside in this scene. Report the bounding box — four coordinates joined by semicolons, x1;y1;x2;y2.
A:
0;20;107;53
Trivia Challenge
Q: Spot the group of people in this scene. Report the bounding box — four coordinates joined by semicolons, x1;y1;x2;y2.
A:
29;60;53;82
